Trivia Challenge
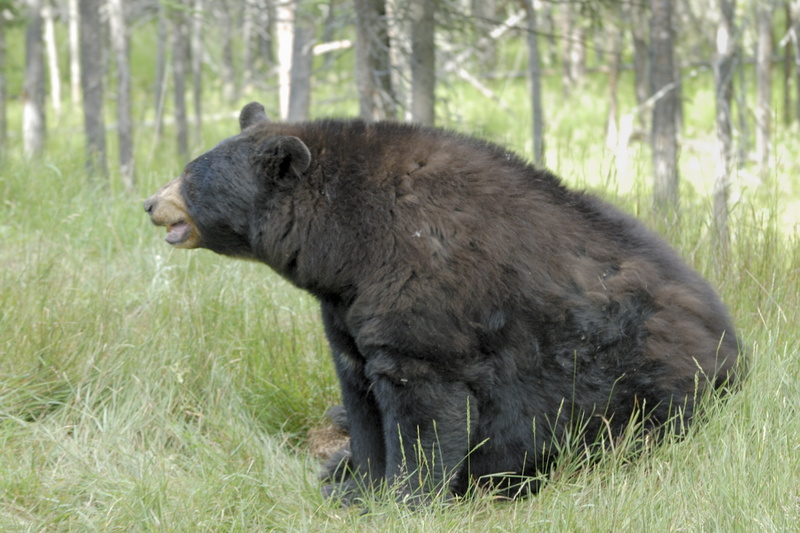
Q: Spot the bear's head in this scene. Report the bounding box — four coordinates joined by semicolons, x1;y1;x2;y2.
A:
143;102;312;258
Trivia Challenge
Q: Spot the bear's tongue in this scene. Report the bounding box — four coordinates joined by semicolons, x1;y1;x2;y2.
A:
165;222;190;245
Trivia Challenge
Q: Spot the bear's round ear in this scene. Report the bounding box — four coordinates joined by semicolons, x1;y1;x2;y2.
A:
239;102;269;131
257;136;312;182
280;136;311;174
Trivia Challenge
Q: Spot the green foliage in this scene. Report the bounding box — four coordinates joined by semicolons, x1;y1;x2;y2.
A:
2;29;799;531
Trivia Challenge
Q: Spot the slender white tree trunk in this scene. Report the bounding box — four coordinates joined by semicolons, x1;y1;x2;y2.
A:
42;2;60;116
276;0;296;120
23;0;46;159
522;0;544;165
409;0;435;125
288;18;313;121
191;0;204;146
79;0;107;176
69;0;80;105
713;0;737;259
649;0;680;214
108;0;134;190
755;1;774;179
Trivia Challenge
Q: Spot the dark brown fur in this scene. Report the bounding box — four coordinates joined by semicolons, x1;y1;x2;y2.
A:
145;102;742;504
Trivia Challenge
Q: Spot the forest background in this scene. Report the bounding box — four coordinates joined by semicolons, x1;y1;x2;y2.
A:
1;0;799;530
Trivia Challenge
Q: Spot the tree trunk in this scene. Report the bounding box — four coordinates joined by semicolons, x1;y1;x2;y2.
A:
108;0;134;191
288;19;313;121
409;0;435;125
79;0;106;176
276;0;295;120
258;0;275;68
242;0;255;91
353;0;396;121
521;0;544;166
735;40;750;168
69;0;80;105
606;15;623;150
755;2;774;178
561;3;585;95
626;1;649;130
793;1;800;124
713;0;737;259
191;0;203;147
0;15;7;158
218;0;237;103
153;0;167;138
42;2;61;116
783;1;793;126
23;0;46;159
171;1;189;160
471;0;497;70
649;0;680;214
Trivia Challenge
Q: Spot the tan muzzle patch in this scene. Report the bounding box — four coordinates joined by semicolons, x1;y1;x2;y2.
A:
143;177;201;248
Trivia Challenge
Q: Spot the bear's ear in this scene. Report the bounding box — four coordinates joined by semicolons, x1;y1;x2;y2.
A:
239;102;269;131
258;136;312;182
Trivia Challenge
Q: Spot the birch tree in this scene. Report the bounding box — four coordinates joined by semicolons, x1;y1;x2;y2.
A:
79;0;106;176
68;0;80;105
171;0;189;160
713;0;737;257
108;0;134;190
522;0;544;165
288;14;313;121
626;1;649;129
191;0;203;146
276;0;295;120
755;1;774;178
23;0;46;158
649;0;680;214
354;0;396;120
42;1;60;116
153;0;167;138
793;1;800;124
409;0;435;125
0;4;9;157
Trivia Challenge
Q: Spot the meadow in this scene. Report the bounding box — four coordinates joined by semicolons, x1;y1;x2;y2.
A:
1;49;800;531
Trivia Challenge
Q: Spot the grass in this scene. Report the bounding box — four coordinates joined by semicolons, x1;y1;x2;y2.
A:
2;58;800;531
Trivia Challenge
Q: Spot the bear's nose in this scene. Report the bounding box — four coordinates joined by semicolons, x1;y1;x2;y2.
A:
143;196;156;214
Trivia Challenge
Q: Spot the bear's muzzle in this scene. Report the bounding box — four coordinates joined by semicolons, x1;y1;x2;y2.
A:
143;178;201;248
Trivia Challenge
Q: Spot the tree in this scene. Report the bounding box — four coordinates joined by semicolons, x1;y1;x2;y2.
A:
171;0;189;160
42;1;60;116
793;1;800;124
288;14;314;121
23;0;46;159
0;4;8;157
108;0;134;190
353;0;396;120
215;0;237;103
80;0;106;176
276;0;295;120
625;0;649;130
713;0;737;258
191;0;203;146
409;0;435;125
521;0;544;165
649;0;680;214
755;1;774;178
605;6;624;151
68;0;79;105
153;0;167;139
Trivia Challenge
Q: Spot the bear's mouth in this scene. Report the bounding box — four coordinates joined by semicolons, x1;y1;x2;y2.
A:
165;221;192;245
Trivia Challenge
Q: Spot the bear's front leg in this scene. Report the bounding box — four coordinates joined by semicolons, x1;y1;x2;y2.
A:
366;348;479;504
320;302;387;503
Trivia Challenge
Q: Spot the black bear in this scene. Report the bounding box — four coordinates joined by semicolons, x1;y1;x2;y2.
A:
144;102;742;503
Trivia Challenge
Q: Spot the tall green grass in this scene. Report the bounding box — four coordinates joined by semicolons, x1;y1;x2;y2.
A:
2;66;799;530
